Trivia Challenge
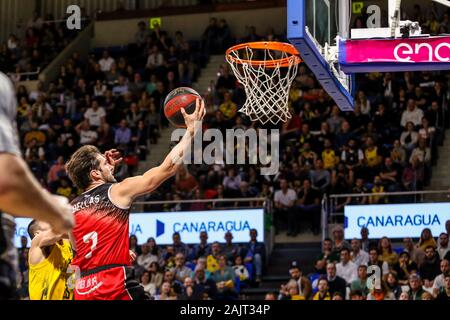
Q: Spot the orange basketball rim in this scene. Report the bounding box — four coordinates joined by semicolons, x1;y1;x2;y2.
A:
225;41;302;68
225;41;302;125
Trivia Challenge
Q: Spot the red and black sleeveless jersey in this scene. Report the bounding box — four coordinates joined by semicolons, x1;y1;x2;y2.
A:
71;183;130;272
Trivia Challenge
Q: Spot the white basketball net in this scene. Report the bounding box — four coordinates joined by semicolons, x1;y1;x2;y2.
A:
226;45;299;125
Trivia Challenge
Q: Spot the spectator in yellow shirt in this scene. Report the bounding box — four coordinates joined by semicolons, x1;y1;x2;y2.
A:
56;178;73;198
219;91;237;120
24;122;47;146
279;279;306;300
378;237;399;268
206;241;222;273
417;228;437;251
322;138;338;170
364;136;382;168
369;176;386;204
312;278;332;300
299;142;317;168
17;97;31;118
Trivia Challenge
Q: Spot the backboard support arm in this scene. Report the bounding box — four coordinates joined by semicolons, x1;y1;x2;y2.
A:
338;0;350;39
432;0;450;8
351;0;422;39
390;0;401;37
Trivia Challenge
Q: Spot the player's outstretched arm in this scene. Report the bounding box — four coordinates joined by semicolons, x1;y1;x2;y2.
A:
32;230;65;248
110;98;206;208
0;154;74;234
29;229;66;265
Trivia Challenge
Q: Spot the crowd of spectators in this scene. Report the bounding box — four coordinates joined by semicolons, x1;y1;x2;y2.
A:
5;13;266;299
267;223;450;300
3;2;450;300
3;15;216;298
158;8;449;239
131;228;266;300
7;6;447;233
2;16;213;201
15;220;449;300
16;228;266;300
0;11;88;83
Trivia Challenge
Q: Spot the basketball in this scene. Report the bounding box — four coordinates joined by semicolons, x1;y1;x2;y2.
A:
164;87;202;128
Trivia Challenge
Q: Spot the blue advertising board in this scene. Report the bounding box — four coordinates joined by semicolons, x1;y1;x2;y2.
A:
344;202;450;239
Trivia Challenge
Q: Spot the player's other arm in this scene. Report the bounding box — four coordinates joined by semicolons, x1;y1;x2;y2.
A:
110;98;206;207
36;230;65;248
0;153;74;234
0;73;73;234
29;229;65;265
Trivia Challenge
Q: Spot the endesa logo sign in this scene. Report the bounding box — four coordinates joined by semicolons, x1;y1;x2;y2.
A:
339;36;450;73
393;42;449;62
344;202;450;239
130;209;264;245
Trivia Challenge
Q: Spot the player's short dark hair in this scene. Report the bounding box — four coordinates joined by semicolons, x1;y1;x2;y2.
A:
340;247;350;254
66;145;102;190
130;234;138;241
317;276;328;284
358;265;367;270
350;290;363;298
400;251;410;258
332;292;343;298
27;220;38;240
290;261;301;271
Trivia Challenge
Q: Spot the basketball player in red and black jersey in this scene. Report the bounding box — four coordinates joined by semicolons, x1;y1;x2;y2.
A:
65;99;205;300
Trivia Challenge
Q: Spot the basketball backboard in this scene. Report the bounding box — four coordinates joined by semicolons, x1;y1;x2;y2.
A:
287;0;450;112
287;0;355;111
342;0;450;73
433;0;450;8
